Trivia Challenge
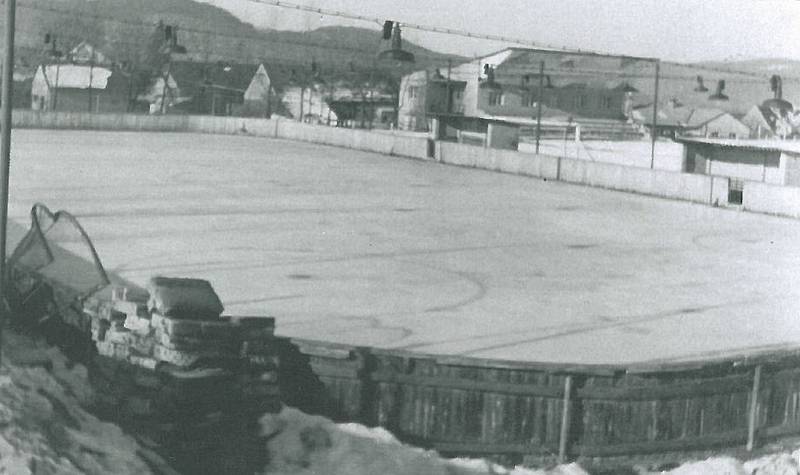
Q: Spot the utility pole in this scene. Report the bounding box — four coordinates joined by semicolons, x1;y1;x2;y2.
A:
650;60;660;169
535;60;544;154
0;0;17;362
88;47;95;112
446;59;452;113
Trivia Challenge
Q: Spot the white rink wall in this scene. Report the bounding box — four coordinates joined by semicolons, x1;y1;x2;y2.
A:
11;110;800;220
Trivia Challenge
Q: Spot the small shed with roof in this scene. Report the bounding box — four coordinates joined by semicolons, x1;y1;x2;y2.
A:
677;137;800;193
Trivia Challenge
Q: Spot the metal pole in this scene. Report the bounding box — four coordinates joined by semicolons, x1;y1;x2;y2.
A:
0;0;17;363
747;365;762;451
650;60;660;168
558;375;573;463
535;60;544;155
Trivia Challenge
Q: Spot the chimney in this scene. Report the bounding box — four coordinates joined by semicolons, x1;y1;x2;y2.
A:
770;75;783;100
694;75;708;92
708;79;729;101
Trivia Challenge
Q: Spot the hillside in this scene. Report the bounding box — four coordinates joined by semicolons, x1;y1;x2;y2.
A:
8;0;462;74
691;58;800;79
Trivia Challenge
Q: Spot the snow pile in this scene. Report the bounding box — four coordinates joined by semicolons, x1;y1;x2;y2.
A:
0;333;163;475
259;406;588;475
744;451;800;475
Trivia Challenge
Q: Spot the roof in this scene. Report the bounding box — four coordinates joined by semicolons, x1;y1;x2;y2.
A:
168;61;261;97
675;137;800;155
684;107;727;128
69;42;111;66
40;64;112;90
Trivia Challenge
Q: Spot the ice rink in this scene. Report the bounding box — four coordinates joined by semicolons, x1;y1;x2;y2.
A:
8;129;800;365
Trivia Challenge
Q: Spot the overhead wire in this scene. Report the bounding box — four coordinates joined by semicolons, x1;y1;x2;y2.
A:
14;1;796;86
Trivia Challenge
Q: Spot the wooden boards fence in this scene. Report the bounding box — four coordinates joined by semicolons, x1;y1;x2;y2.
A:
276;338;800;464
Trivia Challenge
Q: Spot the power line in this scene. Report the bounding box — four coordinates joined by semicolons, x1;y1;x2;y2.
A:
15;1;796;84
248;0;796;81
247;0;656;61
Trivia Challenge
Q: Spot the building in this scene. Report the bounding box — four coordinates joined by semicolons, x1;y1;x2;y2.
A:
31;64;130;113
742;103;797;139
141;61;263;115
399;48;640;132
399;47;798;133
681;108;750;139
678;138;800;203
632;104;750;139
31;43;130;113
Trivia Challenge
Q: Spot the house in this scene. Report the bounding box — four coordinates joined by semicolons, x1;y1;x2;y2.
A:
399;47;798;133
398;69;466;131
31;43;130;113
140;61;262;115
742;103;796;139
399;48;643;132
681;108;750;139
632;104;750;139
31;64;130;113
678;138;800;203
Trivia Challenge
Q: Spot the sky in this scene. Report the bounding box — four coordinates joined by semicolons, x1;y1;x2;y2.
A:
196;0;800;62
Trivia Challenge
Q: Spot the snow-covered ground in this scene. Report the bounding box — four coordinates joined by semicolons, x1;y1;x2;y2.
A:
0;331;169;474
519;139;685;171
261;405;800;475
7;129;800;365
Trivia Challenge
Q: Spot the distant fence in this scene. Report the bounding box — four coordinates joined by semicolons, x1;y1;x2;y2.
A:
277;337;800;466
14;110;800;220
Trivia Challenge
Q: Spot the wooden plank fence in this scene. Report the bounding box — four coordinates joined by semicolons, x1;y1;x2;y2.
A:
276;338;800;464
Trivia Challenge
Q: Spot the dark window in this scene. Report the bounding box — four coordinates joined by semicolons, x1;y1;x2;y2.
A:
729;179;744;205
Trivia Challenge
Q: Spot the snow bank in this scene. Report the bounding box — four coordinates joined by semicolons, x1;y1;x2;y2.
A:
259;406;588;475
0;332;166;475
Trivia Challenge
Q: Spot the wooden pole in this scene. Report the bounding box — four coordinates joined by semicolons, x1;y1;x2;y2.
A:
535;60;544;155
747;365;762;451
446;59;452;113
160;57;172;114
558;375;573;463
0;0;16;364
650;60;660;168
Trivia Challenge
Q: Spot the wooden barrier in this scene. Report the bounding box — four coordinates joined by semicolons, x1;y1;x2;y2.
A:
278;338;800;465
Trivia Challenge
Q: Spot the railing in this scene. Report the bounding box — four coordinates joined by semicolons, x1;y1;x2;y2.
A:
277;337;800;466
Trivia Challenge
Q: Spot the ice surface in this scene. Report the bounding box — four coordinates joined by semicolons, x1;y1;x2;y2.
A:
9;129;800;364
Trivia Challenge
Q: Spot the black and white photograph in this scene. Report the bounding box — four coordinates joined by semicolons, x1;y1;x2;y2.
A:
0;0;798;473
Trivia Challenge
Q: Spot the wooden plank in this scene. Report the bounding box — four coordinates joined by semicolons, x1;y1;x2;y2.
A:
558;375;573;463
293;338;358;359
747;366;762;451
370;370;564;398
577;373;751;401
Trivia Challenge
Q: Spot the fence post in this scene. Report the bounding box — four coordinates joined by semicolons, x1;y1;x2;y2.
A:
559;375;573;462
747;365;762;451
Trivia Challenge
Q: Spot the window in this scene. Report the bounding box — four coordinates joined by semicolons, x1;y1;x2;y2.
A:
523;93;538;108
601;96;613;109
408;86;418;99
574;95;586;109
729;132;737;139
488;91;503;106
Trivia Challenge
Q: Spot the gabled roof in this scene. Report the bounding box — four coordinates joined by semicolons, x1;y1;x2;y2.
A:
684;108;727;128
168;61;261;97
